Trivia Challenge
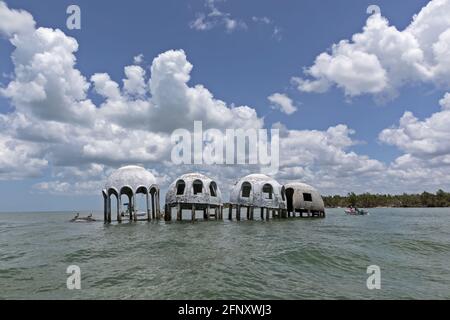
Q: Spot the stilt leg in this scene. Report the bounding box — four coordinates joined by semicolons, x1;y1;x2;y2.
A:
177;204;182;221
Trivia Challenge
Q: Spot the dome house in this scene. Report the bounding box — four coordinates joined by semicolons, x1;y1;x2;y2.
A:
102;165;160;222
164;173;223;221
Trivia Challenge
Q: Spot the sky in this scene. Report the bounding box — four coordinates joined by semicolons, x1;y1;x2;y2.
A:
1;0;450;211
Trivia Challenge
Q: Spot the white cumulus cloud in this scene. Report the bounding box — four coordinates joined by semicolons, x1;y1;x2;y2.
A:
268;93;297;115
295;0;450;99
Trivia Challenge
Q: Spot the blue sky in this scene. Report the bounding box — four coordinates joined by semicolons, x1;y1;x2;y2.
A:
1;0;450;211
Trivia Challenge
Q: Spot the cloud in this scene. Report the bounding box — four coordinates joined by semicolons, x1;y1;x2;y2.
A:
0;1;35;37
189;0;281;38
0;2;262;187
268;93;297;114
189;0;247;33
295;0;450;98
94;49;263;133
0;132;47;180
377;92;450;192
2;1;449;196
0;22;95;124
133;53;144;65
252;16;271;24
252;16;282;41
274;124;389;194
379;92;450;159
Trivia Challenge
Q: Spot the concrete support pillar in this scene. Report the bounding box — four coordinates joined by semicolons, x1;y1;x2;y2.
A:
103;195;107;223
228;205;232;220
164;204;171;221
151;193;155;220
117;196;122;223
266;207;270;220
177;204;182;221
156;190;161;219
132;194;137;221
107;195;112;223
146;193;151;221
260;207;264;220
236;205;241;221
191;205;196;222
127;195;132;222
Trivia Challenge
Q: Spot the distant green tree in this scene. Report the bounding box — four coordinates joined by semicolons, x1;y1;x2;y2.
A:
322;190;450;208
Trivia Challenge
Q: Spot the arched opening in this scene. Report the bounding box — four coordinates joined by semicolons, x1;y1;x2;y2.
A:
135;186;149;219
262;184;273;199
209;181;217;197
176;180;185;195
241;182;251;198
193;180;203;194
286;188;294;212
120;186;134;220
150;187;158;220
107;188;119;222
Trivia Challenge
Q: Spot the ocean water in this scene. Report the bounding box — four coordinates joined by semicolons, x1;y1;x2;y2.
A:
0;208;449;300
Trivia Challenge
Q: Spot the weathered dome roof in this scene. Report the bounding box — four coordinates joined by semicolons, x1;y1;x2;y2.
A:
236;173;280;185
176;172;211;183
105;165;157;192
284;182;319;193
230;173;286;208
165;172;222;205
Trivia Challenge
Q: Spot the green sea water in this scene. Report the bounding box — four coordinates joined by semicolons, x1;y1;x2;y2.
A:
0;208;449;299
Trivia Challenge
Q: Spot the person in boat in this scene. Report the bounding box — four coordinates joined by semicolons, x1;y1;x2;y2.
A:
74;213;80;219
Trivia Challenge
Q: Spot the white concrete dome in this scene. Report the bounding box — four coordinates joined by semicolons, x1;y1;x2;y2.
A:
230;173;286;209
165;172;222;205
105;165;157;193
284;182;325;213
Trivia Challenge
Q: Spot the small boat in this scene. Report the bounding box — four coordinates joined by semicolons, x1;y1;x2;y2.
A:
70;213;97;222
344;208;369;215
